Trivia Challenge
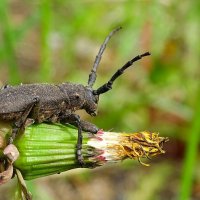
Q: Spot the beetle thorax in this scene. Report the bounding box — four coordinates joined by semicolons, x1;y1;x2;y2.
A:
59;83;98;116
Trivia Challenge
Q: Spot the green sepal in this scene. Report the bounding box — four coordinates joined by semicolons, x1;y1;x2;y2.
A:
13;123;92;180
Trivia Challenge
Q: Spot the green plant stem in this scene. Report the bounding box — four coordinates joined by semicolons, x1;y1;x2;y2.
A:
179;88;200;200
39;0;52;82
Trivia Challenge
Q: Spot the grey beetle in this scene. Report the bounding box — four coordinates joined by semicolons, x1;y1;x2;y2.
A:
0;27;150;165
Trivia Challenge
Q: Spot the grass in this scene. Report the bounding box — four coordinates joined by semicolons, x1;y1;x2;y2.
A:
0;0;20;84
39;0;53;82
179;87;200;200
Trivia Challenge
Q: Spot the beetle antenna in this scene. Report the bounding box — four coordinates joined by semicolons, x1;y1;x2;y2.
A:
88;27;122;88
93;52;151;95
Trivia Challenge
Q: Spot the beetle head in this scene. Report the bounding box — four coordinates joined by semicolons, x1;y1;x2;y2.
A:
83;87;99;116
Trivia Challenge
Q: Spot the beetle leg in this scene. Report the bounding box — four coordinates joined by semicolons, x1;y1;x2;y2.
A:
8;97;40;144
62;117;98;134
60;113;84;166
79;120;99;134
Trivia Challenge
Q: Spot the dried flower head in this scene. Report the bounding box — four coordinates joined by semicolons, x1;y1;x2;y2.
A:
88;130;168;166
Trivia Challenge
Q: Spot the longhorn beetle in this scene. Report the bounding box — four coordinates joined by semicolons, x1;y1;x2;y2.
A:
0;27;150;165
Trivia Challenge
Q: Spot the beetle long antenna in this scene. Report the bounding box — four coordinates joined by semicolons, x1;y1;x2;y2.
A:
93;52;151;95
88;27;122;88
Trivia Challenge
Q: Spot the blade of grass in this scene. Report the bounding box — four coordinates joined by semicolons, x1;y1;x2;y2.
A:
179;87;200;200
14;11;40;43
0;11;39;63
39;0;52;82
0;0;20;84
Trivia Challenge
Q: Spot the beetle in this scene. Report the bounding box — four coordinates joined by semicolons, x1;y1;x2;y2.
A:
0;27;150;165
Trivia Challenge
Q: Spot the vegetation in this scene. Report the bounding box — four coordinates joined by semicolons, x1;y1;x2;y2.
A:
0;1;200;199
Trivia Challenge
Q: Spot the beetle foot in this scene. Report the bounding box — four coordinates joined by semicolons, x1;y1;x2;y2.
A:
76;147;84;167
8;137;14;145
8;127;18;145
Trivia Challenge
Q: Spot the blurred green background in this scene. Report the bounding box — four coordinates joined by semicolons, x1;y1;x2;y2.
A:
0;0;200;199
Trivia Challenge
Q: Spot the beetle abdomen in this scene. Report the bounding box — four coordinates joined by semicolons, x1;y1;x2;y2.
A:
0;83;68;115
